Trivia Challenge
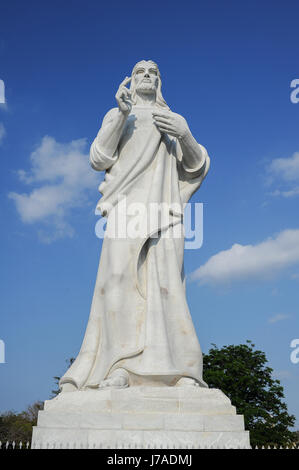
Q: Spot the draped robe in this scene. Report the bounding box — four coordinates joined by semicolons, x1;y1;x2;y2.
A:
60;105;210;389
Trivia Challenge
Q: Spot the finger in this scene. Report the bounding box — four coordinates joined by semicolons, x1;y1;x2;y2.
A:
120;86;132;96
155;121;173;129
117;83;131;93
153;117;171;125
123;87;132;96
119;89;132;102
159;129;176;137
158;129;176;137
155;124;174;133
119;76;132;87
119;89;130;98
122;97;132;106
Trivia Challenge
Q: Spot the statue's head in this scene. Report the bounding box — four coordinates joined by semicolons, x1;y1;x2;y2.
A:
130;60;170;110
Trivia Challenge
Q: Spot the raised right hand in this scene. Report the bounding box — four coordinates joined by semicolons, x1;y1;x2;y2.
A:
115;77;132;114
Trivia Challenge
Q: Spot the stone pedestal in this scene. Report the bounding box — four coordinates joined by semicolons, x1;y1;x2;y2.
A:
32;387;250;449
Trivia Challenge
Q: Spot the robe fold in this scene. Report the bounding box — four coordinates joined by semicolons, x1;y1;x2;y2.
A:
60;106;210;390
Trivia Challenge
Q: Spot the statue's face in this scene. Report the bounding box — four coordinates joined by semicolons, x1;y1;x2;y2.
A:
133;61;159;94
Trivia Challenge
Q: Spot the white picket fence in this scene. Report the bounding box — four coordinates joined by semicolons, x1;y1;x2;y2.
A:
0;440;298;449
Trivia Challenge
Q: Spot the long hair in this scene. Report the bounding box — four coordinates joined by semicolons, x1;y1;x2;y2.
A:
130;60;170;110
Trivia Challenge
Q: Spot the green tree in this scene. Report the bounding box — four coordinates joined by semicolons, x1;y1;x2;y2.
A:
0;401;43;444
203;341;296;448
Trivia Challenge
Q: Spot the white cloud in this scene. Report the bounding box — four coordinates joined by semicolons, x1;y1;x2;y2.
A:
269;152;299;182
0;122;6;145
9;136;100;241
270;187;299;198
268;314;290;324
267;152;299;198
191;229;299;285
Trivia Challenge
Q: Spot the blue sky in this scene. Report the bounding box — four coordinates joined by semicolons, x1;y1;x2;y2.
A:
1;0;299;428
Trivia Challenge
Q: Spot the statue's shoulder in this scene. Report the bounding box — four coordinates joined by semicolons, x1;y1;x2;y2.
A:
101;107;119;127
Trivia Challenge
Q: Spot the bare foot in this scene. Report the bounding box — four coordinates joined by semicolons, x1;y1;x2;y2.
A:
176;377;200;387
99;368;129;389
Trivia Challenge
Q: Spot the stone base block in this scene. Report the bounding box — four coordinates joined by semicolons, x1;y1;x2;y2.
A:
32;387;250;449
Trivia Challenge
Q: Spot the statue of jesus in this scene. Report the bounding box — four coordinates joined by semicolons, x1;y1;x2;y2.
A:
60;60;210;392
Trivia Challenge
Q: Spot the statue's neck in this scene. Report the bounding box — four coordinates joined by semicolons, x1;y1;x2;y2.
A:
135;91;156;107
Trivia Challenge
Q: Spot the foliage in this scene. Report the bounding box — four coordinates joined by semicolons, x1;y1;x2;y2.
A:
203;340;296;448
0;401;43;443
1;348;297;447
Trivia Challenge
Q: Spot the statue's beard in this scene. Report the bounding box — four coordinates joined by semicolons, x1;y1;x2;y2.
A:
136;82;156;95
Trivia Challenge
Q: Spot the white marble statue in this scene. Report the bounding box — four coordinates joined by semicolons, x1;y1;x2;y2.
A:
60;60;210;392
